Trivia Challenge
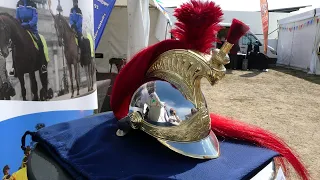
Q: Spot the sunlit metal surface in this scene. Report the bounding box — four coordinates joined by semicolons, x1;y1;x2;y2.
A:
159;131;220;159
129;80;219;159
130;80;197;127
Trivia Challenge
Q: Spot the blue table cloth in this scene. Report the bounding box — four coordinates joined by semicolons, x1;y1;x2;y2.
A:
33;112;278;180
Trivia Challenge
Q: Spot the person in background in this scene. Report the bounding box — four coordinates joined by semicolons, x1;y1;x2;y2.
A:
229;40;240;70
253;40;260;53
0;56;15;100
185;108;198;119
35;123;45;130
138;82;154;109
168;108;181;126
247;40;253;55
2;165;14;180
147;84;168;123
70;0;83;48
252;40;269;71
246;40;253;70
191;108;197;115
14;0;47;74
20;146;31;169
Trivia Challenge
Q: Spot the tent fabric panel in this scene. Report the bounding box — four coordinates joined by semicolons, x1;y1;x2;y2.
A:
95;7;128;73
155;11;172;41
315;8;320;17
277;22;295;66
95;7;160;73
309;51;320;75
127;0;150;61
290;17;317;69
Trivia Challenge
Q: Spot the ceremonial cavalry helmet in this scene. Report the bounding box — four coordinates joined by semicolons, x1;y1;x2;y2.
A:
111;0;249;159
121;49;228;159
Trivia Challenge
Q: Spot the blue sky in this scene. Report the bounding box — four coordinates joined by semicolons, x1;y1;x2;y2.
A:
155;81;195;120
0;110;93;174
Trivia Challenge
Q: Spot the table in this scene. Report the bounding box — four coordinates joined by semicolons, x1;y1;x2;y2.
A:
26;112;280;180
27;144;73;180
27;143;278;180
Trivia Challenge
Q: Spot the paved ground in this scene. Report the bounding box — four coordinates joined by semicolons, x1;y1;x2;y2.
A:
8;71;94;101
202;67;320;179
50;85;96;101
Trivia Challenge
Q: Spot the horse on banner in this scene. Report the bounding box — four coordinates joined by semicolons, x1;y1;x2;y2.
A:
51;12;94;98
0;13;48;101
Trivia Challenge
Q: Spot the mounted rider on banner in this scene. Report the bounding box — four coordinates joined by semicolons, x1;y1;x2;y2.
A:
70;0;83;49
15;0;47;74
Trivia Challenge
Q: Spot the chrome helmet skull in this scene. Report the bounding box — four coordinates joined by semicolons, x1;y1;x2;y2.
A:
116;46;232;159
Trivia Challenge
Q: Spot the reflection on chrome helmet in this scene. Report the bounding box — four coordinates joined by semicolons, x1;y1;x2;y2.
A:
117;48;231;159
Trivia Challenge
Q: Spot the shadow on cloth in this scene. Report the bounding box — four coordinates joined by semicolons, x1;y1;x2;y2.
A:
66;119;199;179
66;114;278;179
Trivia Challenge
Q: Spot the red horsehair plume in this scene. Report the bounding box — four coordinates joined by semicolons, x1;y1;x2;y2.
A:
210;114;310;180
227;18;250;44
171;0;223;54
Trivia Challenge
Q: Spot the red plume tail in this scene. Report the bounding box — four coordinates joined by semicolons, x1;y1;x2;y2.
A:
227;19;250;44
210;113;310;180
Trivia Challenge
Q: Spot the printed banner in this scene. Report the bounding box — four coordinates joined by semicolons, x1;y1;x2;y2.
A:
0;0;97;176
260;0;269;54
94;0;116;49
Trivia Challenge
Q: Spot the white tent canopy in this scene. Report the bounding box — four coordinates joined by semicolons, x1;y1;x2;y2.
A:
277;8;320;75
96;0;292;73
95;0;171;73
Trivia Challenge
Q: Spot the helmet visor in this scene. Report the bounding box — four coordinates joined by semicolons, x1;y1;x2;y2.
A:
158;130;220;159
